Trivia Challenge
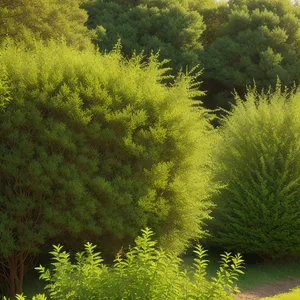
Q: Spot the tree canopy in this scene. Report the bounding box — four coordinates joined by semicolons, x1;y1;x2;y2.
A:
201;0;300;109
0;0;93;48
83;0;206;72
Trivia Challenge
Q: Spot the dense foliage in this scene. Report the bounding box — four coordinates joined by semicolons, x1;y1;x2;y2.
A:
208;86;300;259
201;0;300;108
0;41;215;296
83;0;206;73
0;0;93;48
14;228;244;300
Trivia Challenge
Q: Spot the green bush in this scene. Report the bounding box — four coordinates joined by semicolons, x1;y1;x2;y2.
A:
16;228;244;300
262;288;300;299
208;85;300;259
0;41;215;295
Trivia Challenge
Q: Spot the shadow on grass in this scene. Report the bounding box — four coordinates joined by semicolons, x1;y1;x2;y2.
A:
181;248;300;292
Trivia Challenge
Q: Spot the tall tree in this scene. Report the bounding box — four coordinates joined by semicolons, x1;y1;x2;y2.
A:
83;0;205;73
200;0;300;109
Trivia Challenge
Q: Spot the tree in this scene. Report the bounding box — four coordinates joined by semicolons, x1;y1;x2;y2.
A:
0;0;93;48
0;41;215;296
208;85;300;259
200;0;300;109
83;0;205;73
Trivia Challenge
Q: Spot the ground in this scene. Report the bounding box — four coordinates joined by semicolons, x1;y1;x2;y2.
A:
235;278;300;300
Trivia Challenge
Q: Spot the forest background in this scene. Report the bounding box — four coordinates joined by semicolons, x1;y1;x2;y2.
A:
1;0;300;298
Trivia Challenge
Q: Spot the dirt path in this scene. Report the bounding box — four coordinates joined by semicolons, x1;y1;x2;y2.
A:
235;278;300;300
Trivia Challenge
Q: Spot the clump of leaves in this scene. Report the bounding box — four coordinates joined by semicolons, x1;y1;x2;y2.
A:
25;228;244;300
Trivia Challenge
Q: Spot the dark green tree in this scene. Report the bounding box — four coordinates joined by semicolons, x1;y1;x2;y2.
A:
201;0;300;109
0;0;93;48
208;85;300;259
83;0;205;73
0;41;215;296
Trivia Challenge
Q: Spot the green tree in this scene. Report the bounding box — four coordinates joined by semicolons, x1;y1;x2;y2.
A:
0;41;215;296
208;85;300;259
0;0;93;48
83;0;205;73
201;0;300;109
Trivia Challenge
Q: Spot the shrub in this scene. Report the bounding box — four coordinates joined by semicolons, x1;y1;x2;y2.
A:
208;85;300;259
17;228;244;300
0;41;215;295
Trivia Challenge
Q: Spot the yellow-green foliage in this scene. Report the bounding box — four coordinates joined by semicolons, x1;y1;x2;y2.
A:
209;85;300;259
0;0;93;48
20;228;244;300
262;288;300;300
0;40;216;295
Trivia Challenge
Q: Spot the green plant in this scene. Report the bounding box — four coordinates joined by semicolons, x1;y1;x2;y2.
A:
208;84;300;259
30;228;244;300
0;40;215;296
83;0;205;73
201;0;300;109
0;0;93;48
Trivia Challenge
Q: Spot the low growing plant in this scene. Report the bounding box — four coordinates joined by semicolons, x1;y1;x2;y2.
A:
15;228;244;300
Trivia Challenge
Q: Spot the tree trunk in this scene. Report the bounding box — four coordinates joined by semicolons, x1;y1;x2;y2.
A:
6;252;26;297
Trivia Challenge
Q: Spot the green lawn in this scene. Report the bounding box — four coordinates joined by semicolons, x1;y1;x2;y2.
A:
182;251;300;292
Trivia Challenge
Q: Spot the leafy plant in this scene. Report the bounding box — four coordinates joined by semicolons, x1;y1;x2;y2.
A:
0;40;215;296
27;228;244;300
0;0;93;48
208;84;300;259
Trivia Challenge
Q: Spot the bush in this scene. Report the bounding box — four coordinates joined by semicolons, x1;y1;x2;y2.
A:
16;228;244;300
0;41;215;295
208;85;300;259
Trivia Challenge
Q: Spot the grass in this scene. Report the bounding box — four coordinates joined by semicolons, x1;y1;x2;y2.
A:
182;249;300;292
